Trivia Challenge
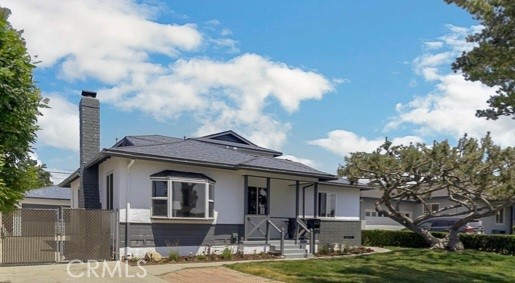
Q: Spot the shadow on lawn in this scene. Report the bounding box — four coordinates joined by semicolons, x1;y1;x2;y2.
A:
230;248;515;283
331;249;513;283
338;263;509;283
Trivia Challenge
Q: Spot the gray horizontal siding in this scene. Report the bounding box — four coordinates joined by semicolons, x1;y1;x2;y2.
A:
120;223;244;248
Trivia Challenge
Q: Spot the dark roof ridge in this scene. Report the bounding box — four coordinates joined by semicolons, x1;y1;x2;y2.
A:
192;137;282;156
201;130;257;146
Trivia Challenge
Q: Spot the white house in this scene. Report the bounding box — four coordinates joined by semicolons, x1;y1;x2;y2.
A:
60;91;365;259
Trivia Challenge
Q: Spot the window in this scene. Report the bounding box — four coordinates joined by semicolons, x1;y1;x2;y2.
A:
106;173;114;210
496;208;504;224
151;178;214;219
151;181;168;217
423;203;440;214
318;192;336;217
247;187;268;215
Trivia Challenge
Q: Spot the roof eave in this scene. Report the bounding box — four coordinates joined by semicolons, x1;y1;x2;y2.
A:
97;149;337;181
319;182;376;190
58;169;79;187
237;164;337;181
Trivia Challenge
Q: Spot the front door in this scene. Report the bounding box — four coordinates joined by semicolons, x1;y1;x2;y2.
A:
247;186;268;215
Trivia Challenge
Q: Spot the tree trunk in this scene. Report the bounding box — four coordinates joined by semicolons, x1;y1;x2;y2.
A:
413;226;446;249
444;229;464;251
412;226;464;251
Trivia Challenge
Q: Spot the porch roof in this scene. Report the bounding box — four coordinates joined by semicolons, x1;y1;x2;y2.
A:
150;170;216;183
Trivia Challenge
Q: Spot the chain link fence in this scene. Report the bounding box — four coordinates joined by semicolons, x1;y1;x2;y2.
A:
0;208;117;265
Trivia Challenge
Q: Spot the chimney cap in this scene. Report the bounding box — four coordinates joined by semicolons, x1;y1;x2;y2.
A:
81;90;97;98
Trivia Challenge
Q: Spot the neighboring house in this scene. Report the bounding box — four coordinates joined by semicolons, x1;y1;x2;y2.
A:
19;185;71;210
361;189;515;234
60;91;366;258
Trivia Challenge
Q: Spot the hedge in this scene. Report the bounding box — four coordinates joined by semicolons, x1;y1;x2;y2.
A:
362;230;515;255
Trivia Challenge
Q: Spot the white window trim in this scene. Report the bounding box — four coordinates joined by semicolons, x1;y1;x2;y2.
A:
151;177;214;220
318;191;337;218
495;208;504;225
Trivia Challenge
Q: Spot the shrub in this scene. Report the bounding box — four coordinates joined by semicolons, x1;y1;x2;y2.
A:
362;230;515;255
221;248;233;260
362;230;446;248
168;250;180;261
318;244;330;255
460;234;515;255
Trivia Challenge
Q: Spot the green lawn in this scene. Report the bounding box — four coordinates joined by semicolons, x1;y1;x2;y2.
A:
228;248;515;282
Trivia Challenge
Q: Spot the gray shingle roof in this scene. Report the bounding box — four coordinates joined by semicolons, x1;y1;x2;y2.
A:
361;188;450;199
117;135;183;147
102;133;335;179
193;137;282;156
25;186;71;200
108;139;255;166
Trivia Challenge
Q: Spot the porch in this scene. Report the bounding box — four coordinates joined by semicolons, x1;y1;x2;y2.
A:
241;174;324;256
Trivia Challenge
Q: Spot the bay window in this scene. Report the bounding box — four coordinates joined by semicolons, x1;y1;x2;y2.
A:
150;171;215;219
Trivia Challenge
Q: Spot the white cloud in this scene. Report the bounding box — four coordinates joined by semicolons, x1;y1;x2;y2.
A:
37;95;79;151
278;155;319;169
7;1;335;152
424;41;444;49
313;24;513;159
5;0;203;83
309;130;423;157
387;25;514;148
102;53;334;149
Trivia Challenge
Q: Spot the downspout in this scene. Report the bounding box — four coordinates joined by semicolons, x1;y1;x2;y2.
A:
510;205;514;234
125;159;135;258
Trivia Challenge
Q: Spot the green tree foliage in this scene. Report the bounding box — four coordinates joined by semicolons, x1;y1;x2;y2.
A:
339;134;515;251
0;7;49;212
445;0;514;119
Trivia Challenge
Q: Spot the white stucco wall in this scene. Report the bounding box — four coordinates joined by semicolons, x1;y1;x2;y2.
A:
422;197;512;234
103;158;245;224
298;184;361;220
70;179;79;209
269;179;296;217
361;198;418;230
99;157;363;225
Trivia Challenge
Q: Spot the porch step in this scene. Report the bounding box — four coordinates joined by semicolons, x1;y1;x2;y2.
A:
269;243;311;259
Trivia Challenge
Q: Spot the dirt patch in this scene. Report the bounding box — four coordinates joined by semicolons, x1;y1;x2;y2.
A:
160;266;281;283
130;252;278;266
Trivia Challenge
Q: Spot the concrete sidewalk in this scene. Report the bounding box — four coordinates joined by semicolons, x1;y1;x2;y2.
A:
0;247;390;283
0;260;279;283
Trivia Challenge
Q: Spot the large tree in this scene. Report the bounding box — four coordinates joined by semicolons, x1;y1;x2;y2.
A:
339;134;515;251
445;0;514;119
0;7;49;212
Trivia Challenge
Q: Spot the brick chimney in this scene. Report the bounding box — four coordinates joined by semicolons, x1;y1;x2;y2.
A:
78;90;101;208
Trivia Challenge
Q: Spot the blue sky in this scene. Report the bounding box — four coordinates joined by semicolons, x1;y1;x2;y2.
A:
4;1;514;184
